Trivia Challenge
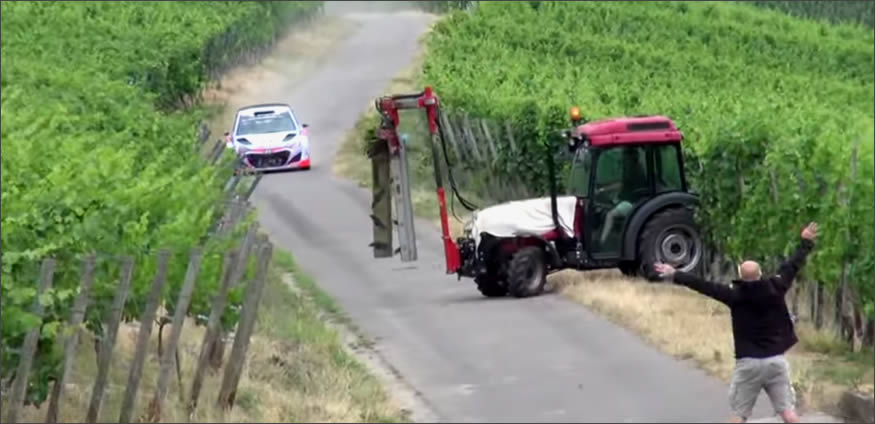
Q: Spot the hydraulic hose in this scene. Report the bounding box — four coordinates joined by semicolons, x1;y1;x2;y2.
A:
434;106;479;215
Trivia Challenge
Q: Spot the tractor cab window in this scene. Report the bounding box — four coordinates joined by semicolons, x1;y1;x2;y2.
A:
589;145;651;255
567;147;592;197
593;146;649;202
654;144;684;193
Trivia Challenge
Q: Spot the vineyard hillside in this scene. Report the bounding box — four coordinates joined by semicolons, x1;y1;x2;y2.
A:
0;1;321;407
421;1;875;322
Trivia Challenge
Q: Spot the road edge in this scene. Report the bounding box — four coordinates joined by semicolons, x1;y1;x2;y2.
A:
280;266;442;423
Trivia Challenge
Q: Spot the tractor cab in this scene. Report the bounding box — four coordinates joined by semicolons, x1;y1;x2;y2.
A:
561;109;694;272
454;107;702;298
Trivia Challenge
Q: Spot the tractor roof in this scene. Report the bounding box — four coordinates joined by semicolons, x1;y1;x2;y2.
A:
577;115;683;147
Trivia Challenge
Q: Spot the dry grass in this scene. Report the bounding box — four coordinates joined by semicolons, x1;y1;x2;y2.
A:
5;256;406;423
551;269;874;415
332;110;380;187
552;270;734;374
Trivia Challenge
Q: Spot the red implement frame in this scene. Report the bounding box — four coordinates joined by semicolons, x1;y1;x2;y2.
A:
375;86;461;274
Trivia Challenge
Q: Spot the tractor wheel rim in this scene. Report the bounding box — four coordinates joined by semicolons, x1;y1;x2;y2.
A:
655;225;702;273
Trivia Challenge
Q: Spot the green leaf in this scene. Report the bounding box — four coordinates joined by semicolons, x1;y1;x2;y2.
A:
42;321;61;339
38;292;54;309
19;312;41;332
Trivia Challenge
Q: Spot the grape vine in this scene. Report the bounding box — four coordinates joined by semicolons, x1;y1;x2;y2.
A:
421;1;874;317
0;1;322;406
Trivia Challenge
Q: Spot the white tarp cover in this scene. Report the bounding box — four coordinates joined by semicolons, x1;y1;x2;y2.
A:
469;196;578;248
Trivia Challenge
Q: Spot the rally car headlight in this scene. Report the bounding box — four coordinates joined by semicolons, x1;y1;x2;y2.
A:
236;144;251;155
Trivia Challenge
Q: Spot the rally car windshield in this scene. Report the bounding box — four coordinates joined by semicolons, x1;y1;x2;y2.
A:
236;111;297;135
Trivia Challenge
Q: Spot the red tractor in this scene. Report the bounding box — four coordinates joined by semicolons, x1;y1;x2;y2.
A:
373;88;704;298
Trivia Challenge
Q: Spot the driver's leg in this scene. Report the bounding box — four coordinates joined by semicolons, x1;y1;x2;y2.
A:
600;207;619;243
600;201;632;243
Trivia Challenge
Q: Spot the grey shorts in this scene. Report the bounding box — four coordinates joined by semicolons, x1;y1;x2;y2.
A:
729;354;796;419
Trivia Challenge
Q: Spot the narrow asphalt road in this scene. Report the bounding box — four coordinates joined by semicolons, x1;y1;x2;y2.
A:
248;7;776;423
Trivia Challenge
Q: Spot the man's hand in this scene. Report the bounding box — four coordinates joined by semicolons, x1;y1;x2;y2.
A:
653;262;676;278
772;221;818;294
801;222;818;241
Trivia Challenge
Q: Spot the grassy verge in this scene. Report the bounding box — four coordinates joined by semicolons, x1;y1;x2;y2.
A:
550;269;874;415
5;250;406;423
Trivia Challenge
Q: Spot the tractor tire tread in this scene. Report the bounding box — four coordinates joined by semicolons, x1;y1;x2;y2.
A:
475;275;507;298
507;246;547;298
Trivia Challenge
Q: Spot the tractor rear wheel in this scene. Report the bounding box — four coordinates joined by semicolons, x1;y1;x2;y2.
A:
507;246;547;298
475;274;507;298
637;207;703;282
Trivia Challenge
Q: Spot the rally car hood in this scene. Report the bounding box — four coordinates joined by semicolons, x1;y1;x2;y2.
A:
467;195;577;248
235;131;303;148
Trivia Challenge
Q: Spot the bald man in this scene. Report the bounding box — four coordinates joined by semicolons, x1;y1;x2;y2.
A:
654;222;818;423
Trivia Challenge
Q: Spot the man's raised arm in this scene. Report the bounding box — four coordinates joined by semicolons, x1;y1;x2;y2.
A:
771;222;818;294
654;263;738;306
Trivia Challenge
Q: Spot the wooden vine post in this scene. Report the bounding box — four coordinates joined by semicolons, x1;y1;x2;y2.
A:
189;249;240;415
86;257;136;424
118;250;172;424
216;239;273;410
5;259;56;424
145;248;204;422
45;256;97;424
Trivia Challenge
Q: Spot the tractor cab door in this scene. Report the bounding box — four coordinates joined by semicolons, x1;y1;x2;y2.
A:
587;145;652;259
567;147;592;238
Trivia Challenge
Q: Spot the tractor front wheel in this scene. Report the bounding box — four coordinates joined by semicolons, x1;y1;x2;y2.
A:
475;274;507;298
507;246;548;298
638;207;703;282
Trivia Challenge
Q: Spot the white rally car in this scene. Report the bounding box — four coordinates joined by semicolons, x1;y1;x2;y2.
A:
226;103;311;171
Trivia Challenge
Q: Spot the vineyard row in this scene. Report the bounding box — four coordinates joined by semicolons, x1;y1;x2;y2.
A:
418;1;874;341
1;1;322;407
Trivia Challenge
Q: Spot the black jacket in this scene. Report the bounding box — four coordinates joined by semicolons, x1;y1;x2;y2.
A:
671;238;815;359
